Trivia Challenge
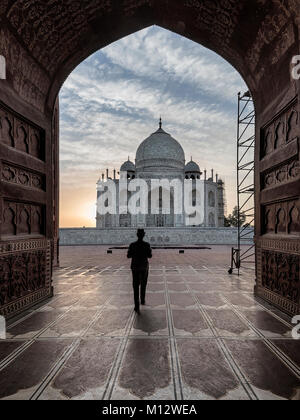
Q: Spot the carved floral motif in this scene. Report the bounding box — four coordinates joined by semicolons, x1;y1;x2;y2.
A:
6;0;113;75
0;239;52;317
1;164;44;190
262;159;300;189
262;250;299;304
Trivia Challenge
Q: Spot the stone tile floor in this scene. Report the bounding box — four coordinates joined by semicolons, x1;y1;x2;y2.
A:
0;246;299;400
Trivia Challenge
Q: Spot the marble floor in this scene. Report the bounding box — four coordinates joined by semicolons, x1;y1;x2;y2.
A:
0;246;299;400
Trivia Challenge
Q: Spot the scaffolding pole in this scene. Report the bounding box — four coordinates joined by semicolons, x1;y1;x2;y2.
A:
229;91;255;275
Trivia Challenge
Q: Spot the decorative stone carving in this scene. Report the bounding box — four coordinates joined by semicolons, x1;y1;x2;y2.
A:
257;237;300;255
262;200;300;235
2;165;16;182
2;206;17;236
0;239;52;318
261;100;298;159
245;5;292;74
185;0;242;47
1;164;45;190
287;109;298;142
256;235;300;314
19;207;31;235
262;158;300;190
262;250;299;304
124;0;151;16
288;206;300;234
274;121;285;150
0;104;45;160
0;27;50;111
6;0;113;76
15;123;29;154
2;201;44;237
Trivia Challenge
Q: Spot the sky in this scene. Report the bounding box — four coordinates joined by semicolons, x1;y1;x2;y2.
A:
59;25;248;228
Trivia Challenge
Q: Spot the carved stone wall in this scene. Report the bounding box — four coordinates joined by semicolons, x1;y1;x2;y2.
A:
261;100;298;159
0;103;45;160
262;199;300;235
256;240;300;315
0;100;49;318
262;159;300;190
257;98;300;315
0;239;52;318
52;99;59;267
2;201;44;237
1;163;45;191
262;250;299;303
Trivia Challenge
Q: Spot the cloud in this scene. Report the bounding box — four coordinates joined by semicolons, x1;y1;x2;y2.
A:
59;25;249;227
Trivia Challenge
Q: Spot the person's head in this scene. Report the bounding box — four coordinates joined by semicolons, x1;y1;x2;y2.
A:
137;229;145;240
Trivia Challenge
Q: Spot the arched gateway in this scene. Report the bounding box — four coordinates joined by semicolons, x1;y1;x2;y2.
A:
0;0;299;318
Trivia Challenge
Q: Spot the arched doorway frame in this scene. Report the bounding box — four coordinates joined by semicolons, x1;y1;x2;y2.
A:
0;1;299;318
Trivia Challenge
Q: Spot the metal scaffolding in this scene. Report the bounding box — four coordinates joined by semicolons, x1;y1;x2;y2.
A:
229;91;255;275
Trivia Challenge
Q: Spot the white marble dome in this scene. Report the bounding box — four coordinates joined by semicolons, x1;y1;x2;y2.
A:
136;126;185;170
185;160;201;173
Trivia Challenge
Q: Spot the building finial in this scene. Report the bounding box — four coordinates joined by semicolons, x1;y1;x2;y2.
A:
159;116;162;129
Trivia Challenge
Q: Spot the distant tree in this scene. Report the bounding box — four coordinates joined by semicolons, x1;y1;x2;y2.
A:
225;206;246;227
224;216;231;227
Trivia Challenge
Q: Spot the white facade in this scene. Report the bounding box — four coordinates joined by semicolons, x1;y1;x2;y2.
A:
96;122;225;228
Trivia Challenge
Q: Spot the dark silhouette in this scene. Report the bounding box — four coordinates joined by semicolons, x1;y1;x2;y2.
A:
127;229;152;314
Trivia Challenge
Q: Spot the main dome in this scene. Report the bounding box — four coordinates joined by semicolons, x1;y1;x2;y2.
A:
135;126;185;170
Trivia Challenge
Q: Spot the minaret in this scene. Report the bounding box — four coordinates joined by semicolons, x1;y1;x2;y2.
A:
159;117;162;130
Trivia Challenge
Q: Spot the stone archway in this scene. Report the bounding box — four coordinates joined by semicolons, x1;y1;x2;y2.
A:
0;0;299;318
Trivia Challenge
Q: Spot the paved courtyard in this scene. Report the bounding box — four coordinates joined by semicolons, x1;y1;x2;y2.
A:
0;246;299;400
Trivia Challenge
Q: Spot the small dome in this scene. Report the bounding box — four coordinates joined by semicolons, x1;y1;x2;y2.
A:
120;159;135;172
185;160;201;173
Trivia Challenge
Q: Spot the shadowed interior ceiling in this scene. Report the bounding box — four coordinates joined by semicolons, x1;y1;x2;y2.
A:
0;0;299;112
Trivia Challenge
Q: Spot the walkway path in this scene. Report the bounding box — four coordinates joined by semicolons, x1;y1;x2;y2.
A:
0;246;299;400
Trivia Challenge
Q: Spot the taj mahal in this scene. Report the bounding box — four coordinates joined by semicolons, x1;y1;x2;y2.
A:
96;120;225;229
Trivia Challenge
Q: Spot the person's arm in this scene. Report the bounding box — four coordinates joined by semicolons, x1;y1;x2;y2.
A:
127;244;133;259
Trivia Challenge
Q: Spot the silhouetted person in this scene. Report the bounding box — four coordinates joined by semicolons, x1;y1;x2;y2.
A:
127;229;152;314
